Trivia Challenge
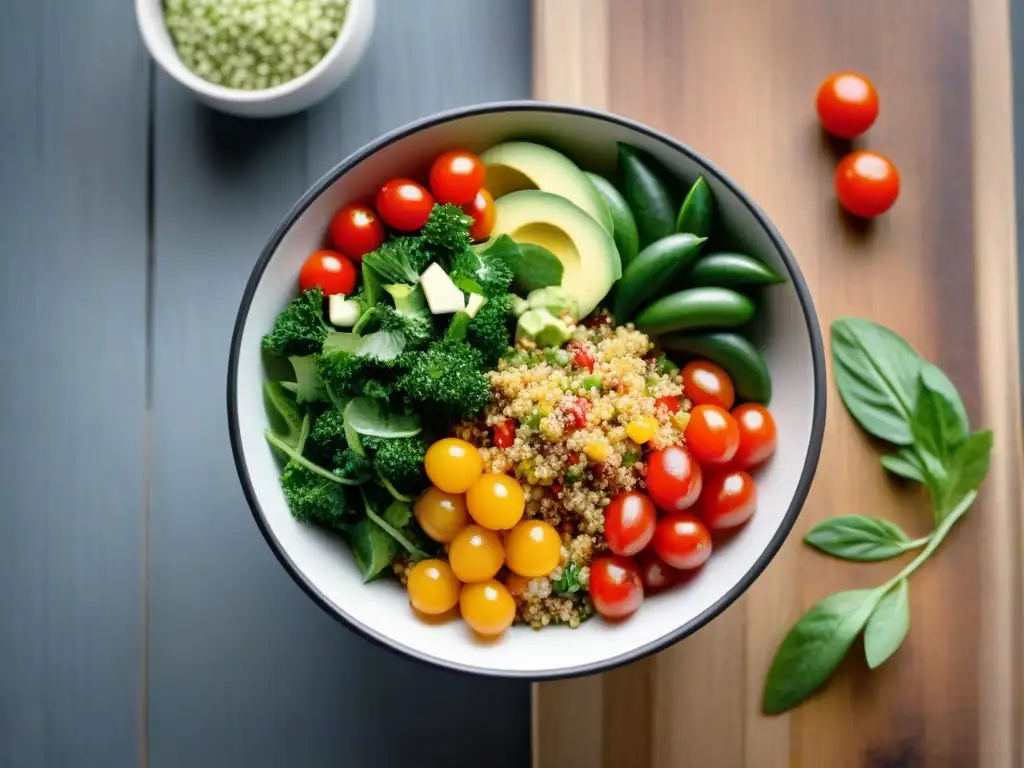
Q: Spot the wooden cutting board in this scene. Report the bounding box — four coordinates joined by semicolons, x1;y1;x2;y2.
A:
531;1;1024;766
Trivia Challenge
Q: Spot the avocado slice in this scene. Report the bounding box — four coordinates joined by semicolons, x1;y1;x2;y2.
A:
481;142;615;235
492;190;618;319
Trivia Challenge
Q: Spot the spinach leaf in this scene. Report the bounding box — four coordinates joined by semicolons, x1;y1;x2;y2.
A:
361;491;429;559
482;234;563;293
880;448;926;484
349;517;397;582
264;428;366;486
937;430;993;521
804;515;917;562
357;330;406;362
344;397;421;438
830;318;923;445
264;381;304;449
763;589;883;714
864;579;910;669
288;355;328;404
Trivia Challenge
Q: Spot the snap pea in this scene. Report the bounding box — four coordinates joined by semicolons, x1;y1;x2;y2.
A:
586;172;640;271
618;144;676;249
613;233;706;321
686;252;784;288
675;177;714;238
635;287;755;336
660;331;772;403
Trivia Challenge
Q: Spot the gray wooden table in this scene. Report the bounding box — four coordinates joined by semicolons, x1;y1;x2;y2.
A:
0;2;532;766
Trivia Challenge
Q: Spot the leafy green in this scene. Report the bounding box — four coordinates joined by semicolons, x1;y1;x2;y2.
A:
264;381;304;449
553;563;582;595
452;245;515;297
864;579;910;669
363;237;430;285
936;430;993;522
804;515;923;562
382;500;413;528
333;447;374;483
287;355;328;404
880;447;926;483
262;287;332;357
279;460;354;529
467;295;513;366
480;234;563;293
361;490;429;559
421;203;473;262
308;408;348;460
265;429;367;486
348;517;397;582
397;337;492;421
372;437;429;490
344;397;421;438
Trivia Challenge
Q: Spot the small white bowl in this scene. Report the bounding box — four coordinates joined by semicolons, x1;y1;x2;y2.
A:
228;103;826;678
136;0;375;118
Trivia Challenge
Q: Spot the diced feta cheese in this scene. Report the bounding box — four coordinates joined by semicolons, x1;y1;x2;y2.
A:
420;262;466;315
328;294;362;327
465;293;487;319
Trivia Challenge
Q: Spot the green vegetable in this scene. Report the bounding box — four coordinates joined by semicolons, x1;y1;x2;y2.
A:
517;308;573;348
361;489;429;559
372;437;428;492
660;331;771;403
375;298;434;351
264;381;303;450
613;233;706;321
763;319;993;714
467;295;513;366
564;465;583;484
348;517;397;582
634;287;755;336
622;451;640;468
685;252;784;288
279;460;354;530
333;447;374;483
284;355;327;404
344;397;421;438
383;500;413;529
523;409;542;429
478;234;564;294
524;286;580;321
450;244;515;365
654;355;679;376
266;428;366;486
617;144;676;248
552;563;582;595
446;311;472;341
675;177;714;238
804;515;927;562
585;172;640;269
363;237;429;286
582;373;603;391
361;262;383;309
397;337;492;421
262;287;331;357
309;408;348;460
421;203;473;263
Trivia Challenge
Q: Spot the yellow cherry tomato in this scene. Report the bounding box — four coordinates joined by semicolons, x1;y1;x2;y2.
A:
407;559;461;615
504;519;562;578
448;525;504;583
460;580;516;636
414;486;469;543
466;473;525;530
425;438;484;493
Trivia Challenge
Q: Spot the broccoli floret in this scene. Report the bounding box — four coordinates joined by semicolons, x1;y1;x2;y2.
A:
280;460;352;529
362;237;430;285
376;297;435;351
318;349;402;401
467;294;513;367
333;447;375;482
422;203;473;262
372;437;429;490
309;408;346;461
262;287;331;357
397;337;491;420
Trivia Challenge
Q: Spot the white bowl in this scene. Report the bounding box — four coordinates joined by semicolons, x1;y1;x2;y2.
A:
136;0;375;118
228;103;826;678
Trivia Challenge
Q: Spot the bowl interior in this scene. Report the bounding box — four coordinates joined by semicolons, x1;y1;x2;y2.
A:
231;106;823;677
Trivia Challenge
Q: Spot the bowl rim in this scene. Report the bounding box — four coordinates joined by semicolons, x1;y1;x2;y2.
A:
227;100;827;680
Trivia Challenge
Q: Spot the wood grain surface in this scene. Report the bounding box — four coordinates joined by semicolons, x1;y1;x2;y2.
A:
532;1;1024;766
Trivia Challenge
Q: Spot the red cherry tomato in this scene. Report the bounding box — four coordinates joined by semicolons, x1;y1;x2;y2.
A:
685;404;740;465
698;471;758;530
376;178;434;231
637;549;680;593
816;72;879;139
731;404;777;469
835;150;900;218
589;555;644;619
462;189;496;241
653;512;712;570
298;250;358;296
604;491;657;557
682;360;735;410
328;203;384;260
566;397;590;430
646;446;703;512
493;419;516;449
654;395;680;414
429;150;485;205
567;342;595;372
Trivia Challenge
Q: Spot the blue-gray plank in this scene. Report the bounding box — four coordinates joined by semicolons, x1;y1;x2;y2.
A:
146;2;533;767
0;2;149;767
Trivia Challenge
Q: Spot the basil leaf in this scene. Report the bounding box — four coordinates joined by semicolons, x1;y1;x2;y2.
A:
349;517;397;583
880;448;926;484
804;515;914;562
482;234;564;293
763;589;883;714
864;579;910;669
937;430;993;521
830;318;923;445
919;363;970;440
344;397;421;438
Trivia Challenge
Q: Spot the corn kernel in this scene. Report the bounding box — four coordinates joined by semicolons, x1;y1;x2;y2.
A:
626;415;658;444
584;441;613;463
671;411;691;431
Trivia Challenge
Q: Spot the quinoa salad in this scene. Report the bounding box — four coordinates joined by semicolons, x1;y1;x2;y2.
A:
260;141;782;640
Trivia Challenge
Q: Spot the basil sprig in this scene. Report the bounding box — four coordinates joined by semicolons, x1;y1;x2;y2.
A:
763;318;993;714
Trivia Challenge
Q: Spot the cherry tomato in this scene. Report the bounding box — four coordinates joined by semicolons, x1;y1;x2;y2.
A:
566;397;590;430
466;473;525;530
698;471;758;530
414;486;468;544
685;404;740;465
504;519;561;577
429;150;485;205
682;360;735;410
604;491;657;557
654;395;680;414
589;555;644;620
424;438;484;494
328;203;385;260
637;549;679;593
462;188;496;242
459;580;516;636
493;419;516;449
835;150;900;218
816;72;879;139
407;559;461;615
646;445;703;512
567;342;595;372
448;525;504;583
375;178;434;231
298;250;358;296
653;512;712;570
731;404;777;469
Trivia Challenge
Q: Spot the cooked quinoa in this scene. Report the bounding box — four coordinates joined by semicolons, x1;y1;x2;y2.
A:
453;312;691;629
